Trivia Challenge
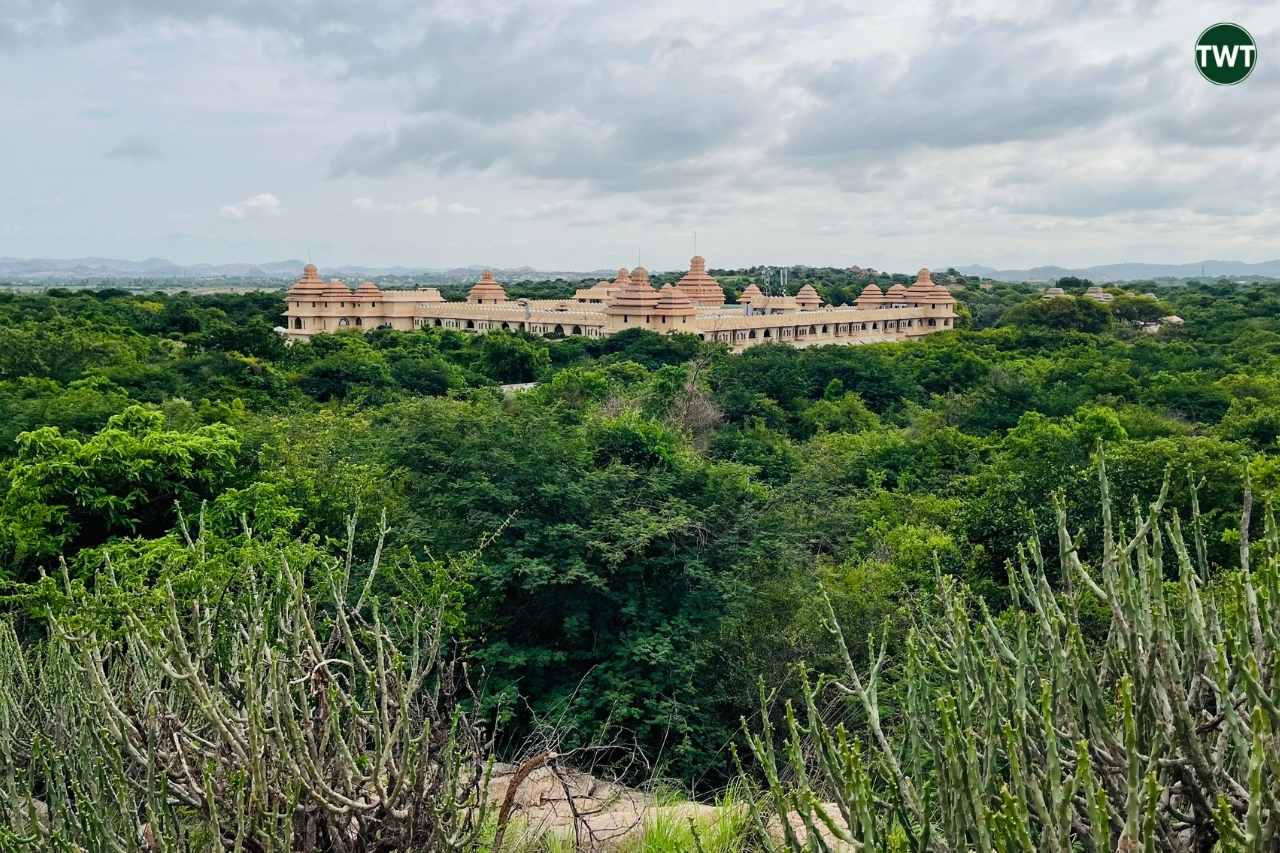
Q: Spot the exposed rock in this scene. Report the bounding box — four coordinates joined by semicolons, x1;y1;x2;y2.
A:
765;802;856;851
487;765;723;850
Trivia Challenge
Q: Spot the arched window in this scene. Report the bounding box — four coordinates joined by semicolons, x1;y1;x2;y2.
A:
355;317;363;327
748;329;757;339
337;317;350;327
763;328;772;338
293;317;303;329
572;325;582;335
465;320;475;329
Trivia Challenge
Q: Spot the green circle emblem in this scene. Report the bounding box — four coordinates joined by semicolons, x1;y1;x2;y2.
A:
1196;23;1257;85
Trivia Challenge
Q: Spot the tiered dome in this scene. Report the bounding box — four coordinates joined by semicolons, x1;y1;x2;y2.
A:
675;256;725;306
795;283;822;309
655;284;696;317
738;283;764;303
854;284;885;308
903;269;933;299
885;283;909;303
606;265;659;315
903;268;954;304
287;263;326;299
355;280;383;297
1083;285;1114;304
467;270;508;304
323;279;353;298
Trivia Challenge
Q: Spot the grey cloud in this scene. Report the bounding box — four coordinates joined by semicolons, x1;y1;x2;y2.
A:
328;12;768;193
105;135;165;164
780;21;1169;161
4;0;1280;267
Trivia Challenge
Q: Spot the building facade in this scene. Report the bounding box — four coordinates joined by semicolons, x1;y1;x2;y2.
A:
282;258;957;351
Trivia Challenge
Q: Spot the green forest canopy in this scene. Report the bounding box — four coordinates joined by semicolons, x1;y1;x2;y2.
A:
0;274;1278;785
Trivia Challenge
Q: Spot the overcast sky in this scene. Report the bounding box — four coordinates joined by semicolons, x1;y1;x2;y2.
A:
1;0;1277;273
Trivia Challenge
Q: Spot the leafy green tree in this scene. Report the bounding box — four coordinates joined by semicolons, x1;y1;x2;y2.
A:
1001;296;1113;333
477;331;550;383
0;405;242;578
385;396;766;779
1111;292;1167;325
294;334;395;401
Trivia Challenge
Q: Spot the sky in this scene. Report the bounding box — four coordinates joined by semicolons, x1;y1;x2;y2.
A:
1;0;1277;274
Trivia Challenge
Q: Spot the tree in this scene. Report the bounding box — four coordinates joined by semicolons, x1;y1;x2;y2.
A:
1000;296;1113;334
1111;293;1168;325
477;331;550;383
0;405;242;578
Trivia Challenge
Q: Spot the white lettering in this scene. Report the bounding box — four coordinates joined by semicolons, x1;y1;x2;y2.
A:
1212;44;1240;67
1197;45;1214;67
1240;45;1256;67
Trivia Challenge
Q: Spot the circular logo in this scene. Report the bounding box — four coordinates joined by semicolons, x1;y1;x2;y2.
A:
1196;23;1257;85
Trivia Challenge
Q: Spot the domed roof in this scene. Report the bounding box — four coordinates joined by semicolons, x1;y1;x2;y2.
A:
886;283;908;296
854;284;885;307
795;283;822;308
323;278;353;298
287;263;326;298
655;284;696;316
466;270;508;303
675;255;725;306
606;265;659;314
354;280;383;295
738;283;764;303
905;268;945;302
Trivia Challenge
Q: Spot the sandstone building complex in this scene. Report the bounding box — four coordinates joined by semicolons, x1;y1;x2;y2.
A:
283;257;956;350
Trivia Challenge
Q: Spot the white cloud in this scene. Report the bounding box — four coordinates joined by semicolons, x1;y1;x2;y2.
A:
409;196;439;214
350;195;478;215
509;200;580;221
219;192;281;221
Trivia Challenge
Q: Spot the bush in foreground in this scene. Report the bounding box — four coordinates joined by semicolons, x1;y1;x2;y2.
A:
748;457;1279;851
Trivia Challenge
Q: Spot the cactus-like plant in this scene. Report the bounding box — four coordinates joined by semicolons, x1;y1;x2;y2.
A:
0;523;490;852
747;454;1279;852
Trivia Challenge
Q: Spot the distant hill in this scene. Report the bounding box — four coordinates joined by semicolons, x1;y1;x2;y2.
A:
957;260;1280;283
6;255;1280;285
0;256;614;283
